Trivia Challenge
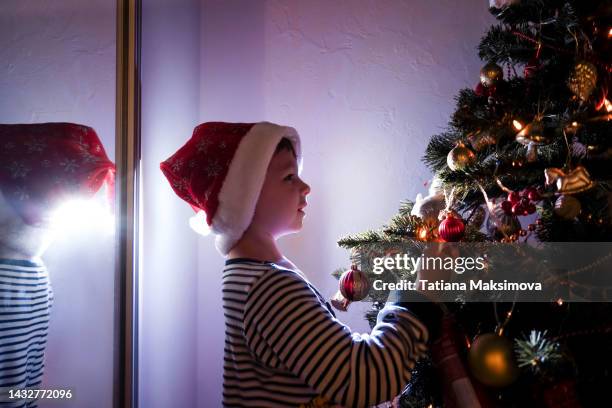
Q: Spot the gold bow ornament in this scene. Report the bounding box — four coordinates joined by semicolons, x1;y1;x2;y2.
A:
544;165;595;194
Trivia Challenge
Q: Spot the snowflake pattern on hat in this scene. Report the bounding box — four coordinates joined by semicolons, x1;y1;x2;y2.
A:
160;122;253;225
0;122;116;226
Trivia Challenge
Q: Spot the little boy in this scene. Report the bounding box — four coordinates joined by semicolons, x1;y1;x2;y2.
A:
160;122;443;408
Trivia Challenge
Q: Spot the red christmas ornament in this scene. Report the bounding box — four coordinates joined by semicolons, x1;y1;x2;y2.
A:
501;200;513;215
512;202;528;216
523;187;540;201
338;265;369;302
508;191;521;204
438;212;465;242
474;82;497;98
474;82;486;97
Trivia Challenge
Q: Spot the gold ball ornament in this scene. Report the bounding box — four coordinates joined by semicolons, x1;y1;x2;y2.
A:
554;195;581;220
568;61;598;101
468;333;520;388
480;62;504;87
447;142;476;171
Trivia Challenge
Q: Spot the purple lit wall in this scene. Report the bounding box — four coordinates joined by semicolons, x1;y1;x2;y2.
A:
140;0;201;407
141;1;495;407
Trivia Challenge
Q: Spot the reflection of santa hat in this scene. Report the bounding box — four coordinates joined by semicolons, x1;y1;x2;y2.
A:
0;122;115;226
160;121;302;255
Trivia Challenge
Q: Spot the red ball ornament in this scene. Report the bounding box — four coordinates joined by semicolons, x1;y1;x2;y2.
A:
339;265;370;302
527;188;540;202
512;202;527;216
438;212;465;242
508;191;521;204
501;200;513;215
474;82;486;97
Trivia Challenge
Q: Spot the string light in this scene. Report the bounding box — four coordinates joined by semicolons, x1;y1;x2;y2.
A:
512;120;523;130
416;225;430;241
556;298;564;306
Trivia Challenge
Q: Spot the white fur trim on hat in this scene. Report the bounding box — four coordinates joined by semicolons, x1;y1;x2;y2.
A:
211;122;302;255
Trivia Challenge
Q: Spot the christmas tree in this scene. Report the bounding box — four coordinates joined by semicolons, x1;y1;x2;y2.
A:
332;1;612;406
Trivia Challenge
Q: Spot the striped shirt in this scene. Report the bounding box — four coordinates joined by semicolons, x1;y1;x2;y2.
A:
222;258;429;408
0;258;54;408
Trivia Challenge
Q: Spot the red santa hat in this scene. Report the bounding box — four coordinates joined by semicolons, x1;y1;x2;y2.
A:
0;122;115;227
160;121;302;255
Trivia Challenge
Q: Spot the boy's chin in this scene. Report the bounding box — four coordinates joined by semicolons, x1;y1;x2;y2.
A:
277;224;304;237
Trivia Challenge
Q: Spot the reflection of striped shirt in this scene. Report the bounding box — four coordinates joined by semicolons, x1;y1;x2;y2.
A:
0;259;54;408
222;258;429;408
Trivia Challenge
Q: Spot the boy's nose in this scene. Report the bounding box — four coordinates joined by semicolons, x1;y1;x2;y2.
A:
301;181;311;195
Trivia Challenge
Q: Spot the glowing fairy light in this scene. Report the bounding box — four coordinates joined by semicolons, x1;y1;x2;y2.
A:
512;120;523;130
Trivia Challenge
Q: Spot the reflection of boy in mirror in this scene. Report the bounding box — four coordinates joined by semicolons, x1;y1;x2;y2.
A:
0;123;114;407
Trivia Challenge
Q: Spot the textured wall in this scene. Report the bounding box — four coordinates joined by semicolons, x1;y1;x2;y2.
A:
140;0;201;407
197;0;495;406
0;2;116;407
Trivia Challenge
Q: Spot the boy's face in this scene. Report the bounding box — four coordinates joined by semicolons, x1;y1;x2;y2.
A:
251;148;310;238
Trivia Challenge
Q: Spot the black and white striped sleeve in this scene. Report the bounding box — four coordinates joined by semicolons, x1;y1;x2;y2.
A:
243;268;429;408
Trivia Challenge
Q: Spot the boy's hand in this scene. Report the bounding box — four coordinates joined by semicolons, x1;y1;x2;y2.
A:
414;243;458;302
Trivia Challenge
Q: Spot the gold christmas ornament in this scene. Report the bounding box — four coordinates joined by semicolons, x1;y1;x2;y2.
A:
544;165;595;194
568;61;598;101
447;141;476;171
554;195;582;219
515;116;558;146
480;62;504;87
468;333;520;388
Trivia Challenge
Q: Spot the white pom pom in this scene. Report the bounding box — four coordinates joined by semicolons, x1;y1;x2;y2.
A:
189;210;211;236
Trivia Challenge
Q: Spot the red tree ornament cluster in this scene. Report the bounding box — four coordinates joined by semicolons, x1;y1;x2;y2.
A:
500;187;540;216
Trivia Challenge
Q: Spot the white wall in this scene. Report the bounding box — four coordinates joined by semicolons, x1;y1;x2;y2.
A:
197;0;495;406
